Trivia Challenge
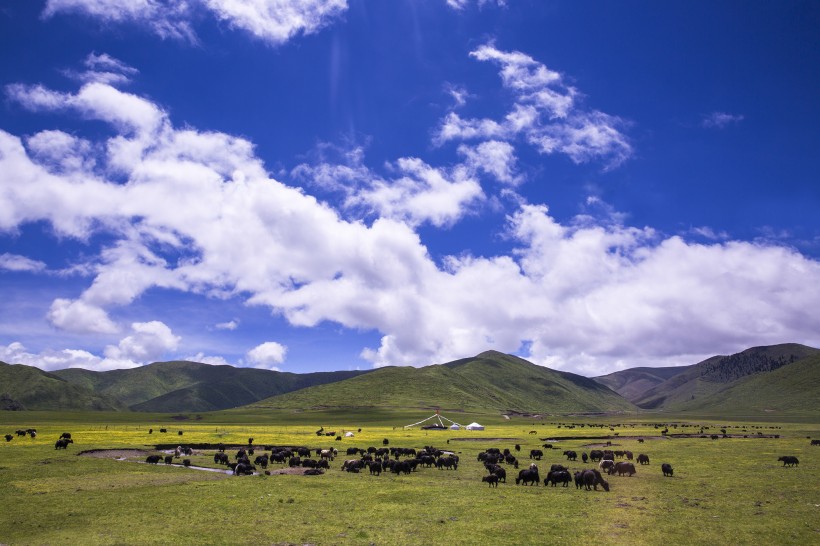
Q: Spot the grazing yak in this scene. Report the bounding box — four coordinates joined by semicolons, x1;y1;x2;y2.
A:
304;468;324;475
610;462;636;476
485;464;507;483
811;439;820;446
637;454;650;465
482;475;499;487
234;462;256;475
4;434;12;442
529;449;543;460
581;469;610;491
544;470;572;487
563;450;577;461
599;460;615;473
214;452;229;465
164;455;174;464
778;456;799;467
589;450;603;462
581;452;588;463
55;438;73;449
146;455;162;464
662;463;674;477
515;468;540;486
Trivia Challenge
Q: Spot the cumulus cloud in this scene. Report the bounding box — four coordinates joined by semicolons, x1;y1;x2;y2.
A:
0;253;47;272
435;44;632;170
104;321;180;361
42;0;347;46
2;66;819;376
47;299;119;334
246;341;287;369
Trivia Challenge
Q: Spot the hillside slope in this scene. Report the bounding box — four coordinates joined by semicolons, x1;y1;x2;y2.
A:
0;362;122;411
671;353;820;415
633;343;820;410
594;365;689;403
55;362;369;412
250;351;635;413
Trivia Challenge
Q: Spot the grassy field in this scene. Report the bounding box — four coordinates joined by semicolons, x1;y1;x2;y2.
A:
0;410;817;545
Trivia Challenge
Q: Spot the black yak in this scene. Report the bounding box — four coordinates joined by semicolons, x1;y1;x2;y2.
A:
662;463;674;477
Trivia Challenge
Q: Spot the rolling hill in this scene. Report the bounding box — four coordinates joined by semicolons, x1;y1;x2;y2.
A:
248;350;636;414
0;361;122;411
53;361;369;412
593;365;689;403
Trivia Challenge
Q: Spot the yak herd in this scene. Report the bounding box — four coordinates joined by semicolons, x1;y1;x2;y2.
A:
4;425;812;495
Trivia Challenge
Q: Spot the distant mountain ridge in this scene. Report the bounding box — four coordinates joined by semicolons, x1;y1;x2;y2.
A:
2;343;817;415
248;350;635;414
594;343;820;413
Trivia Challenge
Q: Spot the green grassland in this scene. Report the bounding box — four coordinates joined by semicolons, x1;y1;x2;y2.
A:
0;410;817;545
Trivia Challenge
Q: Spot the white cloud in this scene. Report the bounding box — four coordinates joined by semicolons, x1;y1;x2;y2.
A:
445;0;507;9
2;72;819;377
43;0;347;46
0;341;142;372
184;352;232;366
215;319;239;330
702;112;745;129
43;0;197;42
458;140;521;185
246;341;287;369
435;43;632;169
47;298;120;334
66;53;139;86
104;320;180;361
0;253;47;272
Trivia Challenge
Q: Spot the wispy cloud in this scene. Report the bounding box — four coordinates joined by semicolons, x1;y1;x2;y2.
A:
701;111;745;129
42;0;348;46
434;43;633;170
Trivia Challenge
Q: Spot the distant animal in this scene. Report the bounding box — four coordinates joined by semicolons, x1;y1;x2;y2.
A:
183;459;191;467
581;452;588;463
164;455;174;464
482;475;499;487
662;463;674;477
544;470;572;487
529;449;543;460
638;438;644;443
60;432;72;440
178;431;183;436
383;438;389;446
4;434;12;442
159;428;167;433
146;455;162;464
581;469;610;491
637;454;650;465
610;462;636;476
515;468;540;486
55;438;73;449
234;462;255;475
303;468;324;475
599;460;615;473
811;439;820;446
778;456;799;467
563;450;577;461
515;444;521;452
214;453;229;465
589;450;603;462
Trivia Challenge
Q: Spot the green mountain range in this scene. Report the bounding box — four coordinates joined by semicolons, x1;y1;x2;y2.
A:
594;343;820;414
248;350;634;414
2;344;817;416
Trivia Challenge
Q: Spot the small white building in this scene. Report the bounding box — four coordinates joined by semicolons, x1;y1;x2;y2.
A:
449;424;460;430
465;422;484;431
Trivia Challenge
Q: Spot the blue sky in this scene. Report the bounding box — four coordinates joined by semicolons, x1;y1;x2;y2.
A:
1;0;818;376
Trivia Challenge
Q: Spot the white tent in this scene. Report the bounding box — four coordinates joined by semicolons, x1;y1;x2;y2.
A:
404;410;462;429
465;422;484;431
344;431;355;437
